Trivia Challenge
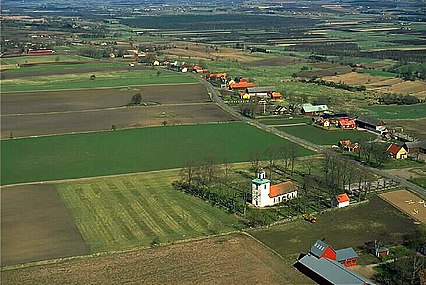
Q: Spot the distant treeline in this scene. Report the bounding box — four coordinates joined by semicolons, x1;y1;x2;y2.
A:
379;94;419;105
286;42;426;63
300;78;367;92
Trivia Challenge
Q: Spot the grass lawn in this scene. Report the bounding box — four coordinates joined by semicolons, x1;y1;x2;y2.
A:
277;124;376;145
57;171;242;252
366;104;426;120
410;177;426;189
381;159;425;170
0;69;196;92
250;196;418;262
1;122;313;185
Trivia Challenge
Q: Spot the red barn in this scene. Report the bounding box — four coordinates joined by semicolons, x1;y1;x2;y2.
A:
309;240;358;268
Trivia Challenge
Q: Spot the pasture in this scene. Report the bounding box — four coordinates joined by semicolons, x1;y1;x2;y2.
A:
0;69;196;92
1;234;312;284
250;196;418;262
379;190;426;223
1;184;89;266
276;124;376;145
0;54;91;67
57;171;241;252
1;122;313;185
386;118;426;140
366;103;426;120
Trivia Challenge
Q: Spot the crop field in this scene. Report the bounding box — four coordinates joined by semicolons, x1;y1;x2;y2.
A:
366;103;426;120
0;62;146;79
1;103;235;138
258;117;311;125
1;83;209;115
1;233;312;284
1;184;89;266
1;122;313;185
276;125;376;145
322;72;426;97
380;190;426;223
56;171;241;252
1;69;196;92
386;118;426;140
0;55;91;67
250;196;418;262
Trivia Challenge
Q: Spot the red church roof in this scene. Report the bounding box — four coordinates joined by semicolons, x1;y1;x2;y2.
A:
269;181;296;198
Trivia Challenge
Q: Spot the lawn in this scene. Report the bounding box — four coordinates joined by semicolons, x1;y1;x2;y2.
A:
0;55;91;66
277;124;376;145
1;122;313;185
0;69;196;92
366;103;426;120
381;159;425;170
1;62;122;74
411;177;426;189
250;196;418;262
57;171;241;252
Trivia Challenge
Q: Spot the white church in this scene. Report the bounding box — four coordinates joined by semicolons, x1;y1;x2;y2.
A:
252;169;298;207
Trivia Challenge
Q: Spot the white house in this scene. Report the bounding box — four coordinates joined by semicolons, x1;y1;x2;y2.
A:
252;170;297;207
332;193;350;208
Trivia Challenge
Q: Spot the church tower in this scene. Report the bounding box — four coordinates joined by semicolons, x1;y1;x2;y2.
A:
252;169;271;207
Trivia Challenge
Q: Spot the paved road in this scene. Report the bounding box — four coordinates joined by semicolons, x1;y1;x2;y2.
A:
194;75;426;198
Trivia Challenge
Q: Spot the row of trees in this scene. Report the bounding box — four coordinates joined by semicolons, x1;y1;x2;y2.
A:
379;94;419;105
300;78;367;92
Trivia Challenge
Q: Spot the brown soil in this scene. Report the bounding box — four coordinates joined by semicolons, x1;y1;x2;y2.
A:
1;103;235;138
1;184;89;266
379;190;426;224
1;83;209;115
1;233;312;284
298;66;352;78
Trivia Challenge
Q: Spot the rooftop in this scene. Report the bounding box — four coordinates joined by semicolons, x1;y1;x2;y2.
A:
336;193;350;203
301;103;329;113
297;254;374;285
310;240;331;258
246;86;276;93
336;248;358;262
269;181;296;198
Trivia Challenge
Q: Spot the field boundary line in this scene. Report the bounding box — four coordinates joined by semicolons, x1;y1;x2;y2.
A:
241;232;289;262
0;230;241;271
1;82;200;94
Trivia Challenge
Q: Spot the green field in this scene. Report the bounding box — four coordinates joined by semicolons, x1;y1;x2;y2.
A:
277;125;376;145
258;117;311;125
411;177;426;189
0;69;196;92
1;122;313;185
250;196;417;263
1;62;122;74
57;171;241;252
366;104;426;120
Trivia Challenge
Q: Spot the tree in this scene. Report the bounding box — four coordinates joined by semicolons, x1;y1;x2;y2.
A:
265;145;279;180
90;74;96;80
156;70;161;77
289;144;299;175
130;93;142;105
372;143;390;167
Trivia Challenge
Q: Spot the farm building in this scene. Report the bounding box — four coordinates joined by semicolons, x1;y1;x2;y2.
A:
27;49;55;55
321;113;351;123
271;92;281;99
338;140;359;153
403;140;426;154
273;106;287;115
355;116;386;134
338;118;356;130
192;65;203;73
374;246;390;259
386;144;408;160
251;170;297;207
246;86;276;98
300;103;329;116
332;193;350;208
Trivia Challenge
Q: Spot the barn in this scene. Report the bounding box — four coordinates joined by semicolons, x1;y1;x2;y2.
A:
300;103;329;116
355;115;386;133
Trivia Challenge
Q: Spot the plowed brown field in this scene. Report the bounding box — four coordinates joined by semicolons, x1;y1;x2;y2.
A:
1;233;312;284
1;184;89;266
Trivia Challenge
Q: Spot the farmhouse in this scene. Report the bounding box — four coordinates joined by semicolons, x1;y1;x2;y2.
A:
251;170;297;207
338;118;356;130
229;78;254;90
273;105;287;115
192;65;203;73
27;49;55;55
338;140;359;153
355;116;386;134
295;240;369;285
300;103;329;116
332;193;350;208
386;144;408;160
246;86;276;98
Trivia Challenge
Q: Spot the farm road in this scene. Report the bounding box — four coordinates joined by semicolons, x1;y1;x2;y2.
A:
194;75;426;198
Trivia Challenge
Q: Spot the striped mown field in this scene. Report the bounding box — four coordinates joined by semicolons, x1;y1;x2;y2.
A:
57;171;242;252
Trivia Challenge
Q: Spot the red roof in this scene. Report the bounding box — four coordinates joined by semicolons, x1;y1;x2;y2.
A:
269;181;296;198
336;193;350;203
209;73;227;78
387;144;401;155
229;82;254;89
193;65;203;70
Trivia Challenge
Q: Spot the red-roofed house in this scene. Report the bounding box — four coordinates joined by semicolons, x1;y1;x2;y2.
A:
338;118;356;130
229;81;254;90
387;144;408;160
192;65;203;73
252;170;297;207
333;193;350;208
